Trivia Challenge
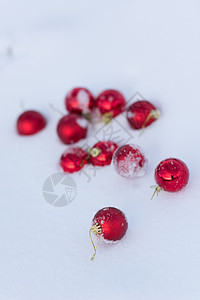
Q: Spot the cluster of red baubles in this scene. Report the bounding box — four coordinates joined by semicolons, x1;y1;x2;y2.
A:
60;140;118;173
16;87;190;260
16;87;162;175
16;87;160;141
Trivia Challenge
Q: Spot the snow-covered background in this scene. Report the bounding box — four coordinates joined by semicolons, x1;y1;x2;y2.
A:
1;0;200;299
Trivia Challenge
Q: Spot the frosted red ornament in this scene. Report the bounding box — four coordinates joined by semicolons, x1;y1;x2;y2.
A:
113;144;147;178
57;114;88;144
90;141;118;166
17;110;46;135
152;158;189;198
127;100;160;130
95;89;126;120
65;87;94;115
89;207;128;260
60;147;88;173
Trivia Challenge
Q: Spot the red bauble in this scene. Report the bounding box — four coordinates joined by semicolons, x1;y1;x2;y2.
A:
95;89;126;118
92;207;128;241
154;158;189;193
90;207;128;260
113;144;146;178
57;114;88;144
17;110;46;135
65;87;95;115
127;100;160;129
90;141;118;166
60;147;88;173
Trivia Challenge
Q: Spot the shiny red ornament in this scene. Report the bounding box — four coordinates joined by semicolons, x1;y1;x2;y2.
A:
89;207;128;260
57;114;88;144
127;100;160;129
152;158;189;197
113;144;146;178
65;87;95;115
90;141;118;166
17;110;46;135
95;89;126;119
60;147;89;173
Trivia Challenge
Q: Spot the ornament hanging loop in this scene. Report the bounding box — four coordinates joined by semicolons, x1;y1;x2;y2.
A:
82;112;91;122
140;109;160;136
90;147;102;158
84;147;102;162
102;112;113;124
89;223;102;261
49;103;64;116
151;185;162;200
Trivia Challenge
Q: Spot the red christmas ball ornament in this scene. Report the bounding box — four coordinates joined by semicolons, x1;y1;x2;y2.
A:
65;87;95;115
95;89;126;121
113;144;147;178
90;141;118;166
60;147;89;173
127;100;160;130
89;207;128;260
17;110;46;135
57;114;88;144
152;158;189;199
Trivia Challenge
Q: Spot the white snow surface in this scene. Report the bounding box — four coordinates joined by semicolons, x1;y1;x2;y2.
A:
1;0;200;299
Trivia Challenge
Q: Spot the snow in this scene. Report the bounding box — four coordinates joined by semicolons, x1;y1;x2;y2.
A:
76;89;90;112
113;144;147;178
1;0;200;299
75;116;88;129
